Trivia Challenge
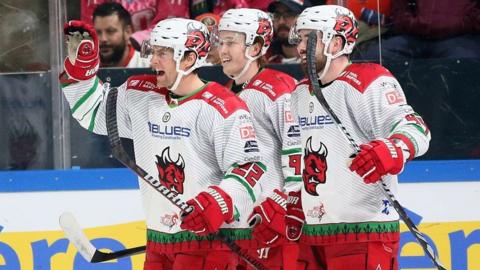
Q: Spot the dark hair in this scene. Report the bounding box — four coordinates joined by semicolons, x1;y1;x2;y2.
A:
93;2;132;28
253;36;266;68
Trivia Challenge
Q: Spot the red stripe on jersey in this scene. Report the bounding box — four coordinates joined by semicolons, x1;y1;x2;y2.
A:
337;63;393;93
126;75;163;94
390;133;416;160
244;68;297;101
191;82;250;118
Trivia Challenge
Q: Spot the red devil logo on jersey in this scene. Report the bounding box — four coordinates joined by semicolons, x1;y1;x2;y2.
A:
156;147;185;194
256;17;273;48
302;137;328;196
185;23;211;58
333;15;358;45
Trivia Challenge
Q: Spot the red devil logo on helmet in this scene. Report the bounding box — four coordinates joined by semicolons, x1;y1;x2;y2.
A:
302;137;328;196
185;23;211;58
256;17;273;48
156;147;186;194
333;15;359;45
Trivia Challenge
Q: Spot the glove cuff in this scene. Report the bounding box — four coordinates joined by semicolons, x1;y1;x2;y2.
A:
64;57;99;81
207;186;234;223
270;189;287;211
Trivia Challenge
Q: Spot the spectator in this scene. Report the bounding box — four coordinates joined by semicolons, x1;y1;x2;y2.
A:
266;0;310;64
93;2;149;67
359;0;480;61
195;13;221;65
81;0;157;32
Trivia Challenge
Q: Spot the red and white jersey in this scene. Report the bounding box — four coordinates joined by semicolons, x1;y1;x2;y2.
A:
100;45;150;68
227;68;302;198
291;63;430;245
125;47;150;68
60;74;265;251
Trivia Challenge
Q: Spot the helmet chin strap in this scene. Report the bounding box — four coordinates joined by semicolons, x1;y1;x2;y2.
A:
318;38;345;81
168;70;186;94
228;46;259;81
168;56;196;94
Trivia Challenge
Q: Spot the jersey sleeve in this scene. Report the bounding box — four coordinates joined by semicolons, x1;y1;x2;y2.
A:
348;75;431;160
266;95;302;193
284;85;306;193
209;108;264;221
59;73;132;139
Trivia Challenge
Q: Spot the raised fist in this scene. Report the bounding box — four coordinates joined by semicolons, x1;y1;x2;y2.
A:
63;20;99;81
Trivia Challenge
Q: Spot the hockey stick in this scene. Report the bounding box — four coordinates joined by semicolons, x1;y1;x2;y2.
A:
59;212;145;262
104;87;267;270
306;31;446;270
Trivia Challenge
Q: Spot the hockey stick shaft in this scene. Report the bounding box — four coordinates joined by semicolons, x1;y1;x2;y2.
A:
105;87;267;270
306;31;446;270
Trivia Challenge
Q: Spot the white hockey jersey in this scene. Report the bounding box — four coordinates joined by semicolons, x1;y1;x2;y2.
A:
100;45;150;68
125;49;150;68
290;63;430;245
228;68;302;198
60;73;265;251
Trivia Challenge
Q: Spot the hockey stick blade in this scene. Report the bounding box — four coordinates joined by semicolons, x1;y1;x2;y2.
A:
59;212;146;263
306;31;446;270
105;87;267;270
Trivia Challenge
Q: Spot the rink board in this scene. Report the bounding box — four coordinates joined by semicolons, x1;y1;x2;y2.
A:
0;160;479;270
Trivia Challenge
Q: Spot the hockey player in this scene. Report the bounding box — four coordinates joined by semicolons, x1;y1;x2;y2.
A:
286;5;431;270
61;18;265;269
217;8;302;270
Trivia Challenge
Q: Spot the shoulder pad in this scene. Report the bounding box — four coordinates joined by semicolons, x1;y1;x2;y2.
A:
292;78;311;93
337;63;393;93
244;69;297;101
126;75;160;93
196;82;250;118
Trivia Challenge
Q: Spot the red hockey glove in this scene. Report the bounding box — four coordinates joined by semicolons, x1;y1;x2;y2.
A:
349;138;404;184
285;191;305;241
180;186;234;236
248;189;287;245
63;20;99;81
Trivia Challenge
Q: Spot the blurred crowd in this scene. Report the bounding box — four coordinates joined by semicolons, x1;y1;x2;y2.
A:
0;0;479;71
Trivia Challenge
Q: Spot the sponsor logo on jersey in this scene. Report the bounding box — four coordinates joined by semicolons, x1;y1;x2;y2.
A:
303;137;328;196
156;147;185;194
202;91;229;114
298;115;334;129
381;199;392;215
342;70;361;86
129;80;156;89
309;102;314;113
252;79;276;97
162;112;171;122
244;140;260;153
148;121;191;139
385;90;405;105
285;110;294;123
240;124;256;139
307;203;326;222
287;125;300;137
160;213;179;228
